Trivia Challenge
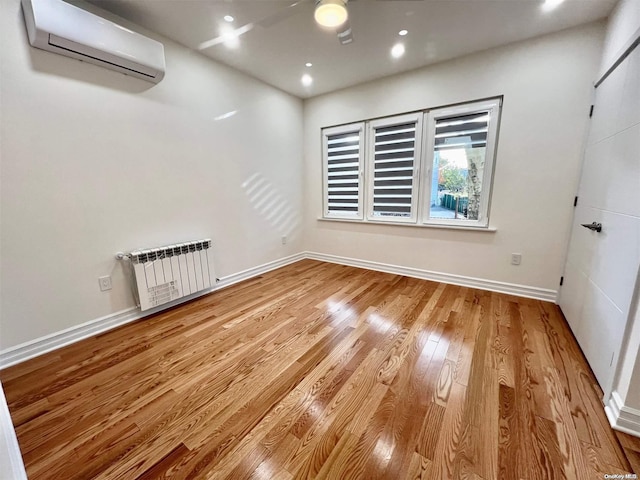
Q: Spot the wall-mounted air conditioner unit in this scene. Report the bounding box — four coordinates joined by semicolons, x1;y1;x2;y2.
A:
22;0;166;83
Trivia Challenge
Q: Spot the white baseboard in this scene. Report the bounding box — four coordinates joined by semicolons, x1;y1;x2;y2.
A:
304;251;558;302
217;252;306;288
0;382;27;480
605;390;640;438
0;252;306;370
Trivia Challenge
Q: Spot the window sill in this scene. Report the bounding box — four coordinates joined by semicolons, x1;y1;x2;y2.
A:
317;217;497;232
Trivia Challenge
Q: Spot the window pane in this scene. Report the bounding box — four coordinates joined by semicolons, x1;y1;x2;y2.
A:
326;130;361;216
372;122;416;218
429;111;490;221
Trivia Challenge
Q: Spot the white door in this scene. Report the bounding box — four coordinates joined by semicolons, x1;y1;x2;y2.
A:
559;40;640;395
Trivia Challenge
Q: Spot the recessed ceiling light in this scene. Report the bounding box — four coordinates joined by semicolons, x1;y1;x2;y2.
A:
391;43;405;59
301;74;313;87
399;29;408;36
305;62;313;67
223;15;234;22
541;0;564;11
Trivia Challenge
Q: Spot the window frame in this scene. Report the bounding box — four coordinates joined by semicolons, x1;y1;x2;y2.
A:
365;112;424;224
320;97;502;230
322;122;365;220
421;99;501;228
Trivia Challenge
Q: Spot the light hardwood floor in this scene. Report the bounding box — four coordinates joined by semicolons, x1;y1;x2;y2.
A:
0;260;637;479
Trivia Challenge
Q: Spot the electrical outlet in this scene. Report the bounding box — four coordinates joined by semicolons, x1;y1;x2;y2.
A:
99;275;112;291
511;253;522;266
281;235;287;245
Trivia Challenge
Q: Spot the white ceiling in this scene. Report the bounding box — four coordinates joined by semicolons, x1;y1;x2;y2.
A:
85;0;616;98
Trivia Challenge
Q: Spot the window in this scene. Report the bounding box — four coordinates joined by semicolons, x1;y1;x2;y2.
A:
322;123;364;219
321;98;502;229
367;113;423;223
424;99;501;227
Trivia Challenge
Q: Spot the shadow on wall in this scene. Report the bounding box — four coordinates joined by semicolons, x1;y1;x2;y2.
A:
16;7;153;94
242;172;301;242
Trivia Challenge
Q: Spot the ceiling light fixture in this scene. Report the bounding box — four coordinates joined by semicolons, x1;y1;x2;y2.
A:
398;29;408;36
306;62;313;67
541;0;564;11
301;74;313;86
314;0;348;28
391;43;405;59
223;15;234;22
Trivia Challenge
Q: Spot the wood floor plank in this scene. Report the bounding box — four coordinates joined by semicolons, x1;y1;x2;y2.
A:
476;293;499;480
428;381;467;479
248;433;299;480
458;290;497;479
627;449;640;474
416;400;445;460
498;383;518;479
509;299;555;480
581;440;635;479
137;442;192;480
332;385;397;479
542;366;592;478
313;431;359;480
454;292;483;387
617;431;640;454
534;414;567;480
0;259;636;479
406;452;433;480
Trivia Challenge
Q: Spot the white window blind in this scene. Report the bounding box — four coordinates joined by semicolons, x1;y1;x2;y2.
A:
323;124;364;218
434;112;489;153
369;114;422;221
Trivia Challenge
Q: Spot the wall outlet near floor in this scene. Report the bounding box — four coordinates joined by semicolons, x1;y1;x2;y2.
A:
281;235;287;245
511;253;522;266
98;275;112;291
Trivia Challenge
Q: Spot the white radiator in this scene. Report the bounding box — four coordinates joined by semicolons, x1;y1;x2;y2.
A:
128;239;214;311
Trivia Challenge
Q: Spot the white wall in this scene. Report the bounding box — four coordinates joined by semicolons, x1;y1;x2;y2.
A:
303;22;605;292
0;0;304;350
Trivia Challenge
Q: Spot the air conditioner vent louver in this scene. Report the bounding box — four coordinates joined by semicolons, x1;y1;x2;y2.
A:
48;35;157;79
